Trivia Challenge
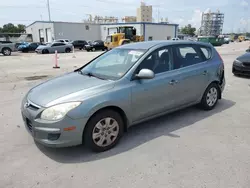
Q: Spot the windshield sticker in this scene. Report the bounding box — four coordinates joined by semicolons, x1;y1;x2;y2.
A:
128;51;144;56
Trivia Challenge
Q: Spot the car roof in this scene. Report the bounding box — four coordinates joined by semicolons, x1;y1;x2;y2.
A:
117;40;212;50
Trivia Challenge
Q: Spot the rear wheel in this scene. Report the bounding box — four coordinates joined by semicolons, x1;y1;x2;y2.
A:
92;48;96;52
42;49;49;54
65;48;71;53
84;110;124;152
2;47;11;56
200;83;220;110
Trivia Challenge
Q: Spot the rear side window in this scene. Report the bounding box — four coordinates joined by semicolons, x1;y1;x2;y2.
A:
200;46;212;60
173;45;204;69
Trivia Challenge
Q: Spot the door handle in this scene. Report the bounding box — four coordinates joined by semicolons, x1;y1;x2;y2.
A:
203;70;208;75
169;80;178;85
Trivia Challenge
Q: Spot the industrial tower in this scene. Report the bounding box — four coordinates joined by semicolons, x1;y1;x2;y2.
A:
200;10;224;36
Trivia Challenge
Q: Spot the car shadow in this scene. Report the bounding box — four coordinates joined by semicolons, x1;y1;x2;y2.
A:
234;74;250;79
37;99;236;163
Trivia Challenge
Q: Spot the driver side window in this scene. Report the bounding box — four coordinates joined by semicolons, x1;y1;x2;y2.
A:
137;46;173;74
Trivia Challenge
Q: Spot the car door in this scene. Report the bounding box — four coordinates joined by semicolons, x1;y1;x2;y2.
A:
171;44;210;106
131;46;182;122
50;43;59;53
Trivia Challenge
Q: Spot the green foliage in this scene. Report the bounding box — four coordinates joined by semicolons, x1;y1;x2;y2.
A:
180;24;196;36
0;23;26;33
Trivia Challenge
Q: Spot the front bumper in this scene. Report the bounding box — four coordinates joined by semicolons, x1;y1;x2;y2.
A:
21;100;88;148
35;49;43;54
232;64;250;75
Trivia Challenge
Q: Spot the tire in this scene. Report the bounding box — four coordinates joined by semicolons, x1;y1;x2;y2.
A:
84;110;124;152
87;49;90;52
65;48;71;53
92;48;96;52
42;49;49;54
200;83;220;111
2;47;12;56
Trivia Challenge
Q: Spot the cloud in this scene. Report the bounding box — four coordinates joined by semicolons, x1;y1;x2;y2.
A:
240;0;248;7
187;9;203;28
173;18;185;26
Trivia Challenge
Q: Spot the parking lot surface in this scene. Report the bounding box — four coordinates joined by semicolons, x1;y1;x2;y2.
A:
1;42;250;188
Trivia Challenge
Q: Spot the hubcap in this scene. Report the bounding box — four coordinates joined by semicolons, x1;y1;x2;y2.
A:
206;87;218;107
92;117;119;147
4;49;10;55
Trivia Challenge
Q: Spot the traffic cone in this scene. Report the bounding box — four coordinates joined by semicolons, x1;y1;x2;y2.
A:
53;50;60;69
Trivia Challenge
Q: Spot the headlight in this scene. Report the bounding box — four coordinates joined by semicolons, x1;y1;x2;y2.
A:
41;102;81;121
234;59;242;65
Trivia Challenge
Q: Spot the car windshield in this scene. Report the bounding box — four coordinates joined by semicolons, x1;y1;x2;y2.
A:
80;48;146;80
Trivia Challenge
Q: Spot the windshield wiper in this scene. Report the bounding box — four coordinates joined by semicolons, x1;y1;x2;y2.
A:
79;71;106;80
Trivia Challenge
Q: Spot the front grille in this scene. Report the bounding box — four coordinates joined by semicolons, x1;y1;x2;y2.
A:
26;118;32;132
28;103;40;111
243;63;250;67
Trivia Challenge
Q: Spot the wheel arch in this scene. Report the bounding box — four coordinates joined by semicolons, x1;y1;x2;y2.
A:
206;81;222;99
83;105;129;136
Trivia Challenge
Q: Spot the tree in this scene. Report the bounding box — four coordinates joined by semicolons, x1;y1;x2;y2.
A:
180;24;196;36
0;23;26;33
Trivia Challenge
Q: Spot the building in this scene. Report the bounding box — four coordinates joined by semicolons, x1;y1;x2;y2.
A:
26;21;178;43
122;16;137;23
100;22;178;41
200;10;224;36
25;21;101;43
136;2;153;22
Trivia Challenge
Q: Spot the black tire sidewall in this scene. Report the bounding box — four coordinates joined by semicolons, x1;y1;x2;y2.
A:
65;48;71;53
84;110;124;152
42;49;49;54
200;83;220;110
2;48;11;56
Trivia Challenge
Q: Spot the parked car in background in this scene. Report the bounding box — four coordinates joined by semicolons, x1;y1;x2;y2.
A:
70;40;88;50
55;39;70;43
85;40;107;52
18;42;41;53
21;41;225;152
35;42;73;54
232;52;250;76
171;38;180;41
224;37;230;44
0;42;16;56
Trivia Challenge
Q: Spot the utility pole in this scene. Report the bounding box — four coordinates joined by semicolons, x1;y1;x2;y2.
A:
47;0;51;21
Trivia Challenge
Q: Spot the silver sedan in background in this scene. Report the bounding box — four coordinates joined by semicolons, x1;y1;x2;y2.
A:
35;42;73;54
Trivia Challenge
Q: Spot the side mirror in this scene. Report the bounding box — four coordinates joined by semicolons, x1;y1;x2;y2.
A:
136;69;155;79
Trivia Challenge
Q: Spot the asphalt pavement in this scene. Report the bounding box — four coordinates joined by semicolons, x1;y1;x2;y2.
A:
0;42;250;188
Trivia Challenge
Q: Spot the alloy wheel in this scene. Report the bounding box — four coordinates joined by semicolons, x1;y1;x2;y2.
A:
92;117;119;147
206;87;218;107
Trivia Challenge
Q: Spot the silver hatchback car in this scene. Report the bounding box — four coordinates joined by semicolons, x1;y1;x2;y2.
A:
21;41;225;152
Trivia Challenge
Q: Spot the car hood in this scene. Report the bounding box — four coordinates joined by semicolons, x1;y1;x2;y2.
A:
27;72;115;107
237;53;250;63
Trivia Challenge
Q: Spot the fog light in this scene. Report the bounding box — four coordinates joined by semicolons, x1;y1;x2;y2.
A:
48;133;61;141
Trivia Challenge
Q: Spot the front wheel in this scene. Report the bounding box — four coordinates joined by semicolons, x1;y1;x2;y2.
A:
84;110;124;152
200;83;220;110
65;48;71;53
2;47;12;56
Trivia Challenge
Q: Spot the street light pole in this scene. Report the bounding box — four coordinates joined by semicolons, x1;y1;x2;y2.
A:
47;0;51;21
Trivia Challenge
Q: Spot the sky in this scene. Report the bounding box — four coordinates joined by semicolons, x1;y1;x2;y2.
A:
0;0;249;33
